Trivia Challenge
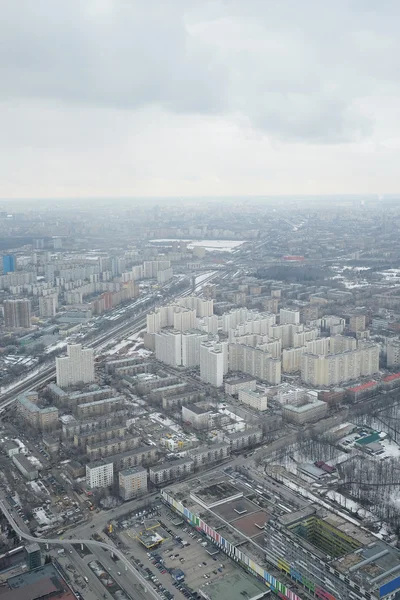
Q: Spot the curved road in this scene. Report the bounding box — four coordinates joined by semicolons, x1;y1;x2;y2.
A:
0;500;160;600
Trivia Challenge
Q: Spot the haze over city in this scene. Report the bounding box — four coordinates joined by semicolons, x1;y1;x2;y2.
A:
2;3;400;600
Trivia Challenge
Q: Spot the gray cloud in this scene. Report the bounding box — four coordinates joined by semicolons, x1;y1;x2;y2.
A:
0;0;399;199
1;0;399;143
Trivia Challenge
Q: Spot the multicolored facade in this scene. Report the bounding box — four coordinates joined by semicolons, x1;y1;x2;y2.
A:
161;489;303;600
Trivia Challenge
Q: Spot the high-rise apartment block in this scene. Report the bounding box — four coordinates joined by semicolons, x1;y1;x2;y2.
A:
349;314;366;332
2;254;15;274
39;294;58;318
280;308;300;325
143;260;171;279
387;339;400;367
228;343;281;384
301;342;379;386
56;344;95;388
119;466;147;500
200;342;225;387
4;298;31;329
86;461;114;489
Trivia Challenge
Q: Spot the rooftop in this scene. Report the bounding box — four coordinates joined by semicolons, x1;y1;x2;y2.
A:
199;569;267;600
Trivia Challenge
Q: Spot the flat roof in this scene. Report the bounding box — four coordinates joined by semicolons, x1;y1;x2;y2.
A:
13;454;37;473
230;511;269;537
191;480;242;506
198;566;268;600
213;497;259;522
284;399;326;413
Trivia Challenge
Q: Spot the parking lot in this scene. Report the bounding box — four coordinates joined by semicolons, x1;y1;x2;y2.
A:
113;500;249;600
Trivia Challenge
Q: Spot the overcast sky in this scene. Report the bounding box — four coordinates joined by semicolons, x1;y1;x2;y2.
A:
0;0;399;199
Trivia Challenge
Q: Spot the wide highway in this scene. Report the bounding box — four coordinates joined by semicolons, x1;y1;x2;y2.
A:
0;270;220;412
0;500;160;600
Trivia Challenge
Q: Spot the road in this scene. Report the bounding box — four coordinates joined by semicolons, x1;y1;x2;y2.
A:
0;270;220;412
0;499;160;600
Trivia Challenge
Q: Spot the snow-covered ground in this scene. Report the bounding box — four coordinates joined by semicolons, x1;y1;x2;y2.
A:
150;239;245;252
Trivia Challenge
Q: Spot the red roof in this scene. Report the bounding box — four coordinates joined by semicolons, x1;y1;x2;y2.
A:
383;373;400;382
348;381;377;392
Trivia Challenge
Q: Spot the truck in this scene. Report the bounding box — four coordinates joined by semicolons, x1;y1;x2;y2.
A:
57;549;65;555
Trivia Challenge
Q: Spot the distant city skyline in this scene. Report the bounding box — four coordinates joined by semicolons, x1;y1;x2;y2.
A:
1;1;399;198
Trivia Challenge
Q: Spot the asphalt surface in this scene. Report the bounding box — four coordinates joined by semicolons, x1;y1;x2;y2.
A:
0;499;160;600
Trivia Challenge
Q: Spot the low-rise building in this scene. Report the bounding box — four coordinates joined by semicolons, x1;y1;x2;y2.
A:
188;442;230;468
282;399;327;425
225;428;263;451
17;391;59;431
12;454;38;480
238;389;268;411
119;466;148;500
3;440;19;458
224;376;257;396
149;458;194;485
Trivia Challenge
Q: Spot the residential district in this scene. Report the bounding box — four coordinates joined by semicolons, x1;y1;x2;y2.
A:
1;198;400;600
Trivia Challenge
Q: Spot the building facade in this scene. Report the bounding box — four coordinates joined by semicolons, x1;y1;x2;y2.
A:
4;298;31;329
149;458;194;485
86;461;114;488
119;466;148;500
56;344;95;388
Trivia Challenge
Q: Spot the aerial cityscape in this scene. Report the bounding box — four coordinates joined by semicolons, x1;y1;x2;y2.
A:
1;2;400;600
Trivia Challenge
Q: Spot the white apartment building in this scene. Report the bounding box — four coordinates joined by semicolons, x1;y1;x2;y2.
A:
199;314;219;335
154;328;207;367
154;330;182;367
301;343;379;386
143;260;171;279
238;389;268;411
39;294;58;318
280;308;300;325
181;329;208;367
56;344;95;388
86;462;114;489
147;304;197;334
173;308;197;332
282;347;306;373
131;265;143;280
179;296;214;318
157;267;173;284
119;466;147;500
329;334;357;353
200;342;225;387
228;343;281;385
